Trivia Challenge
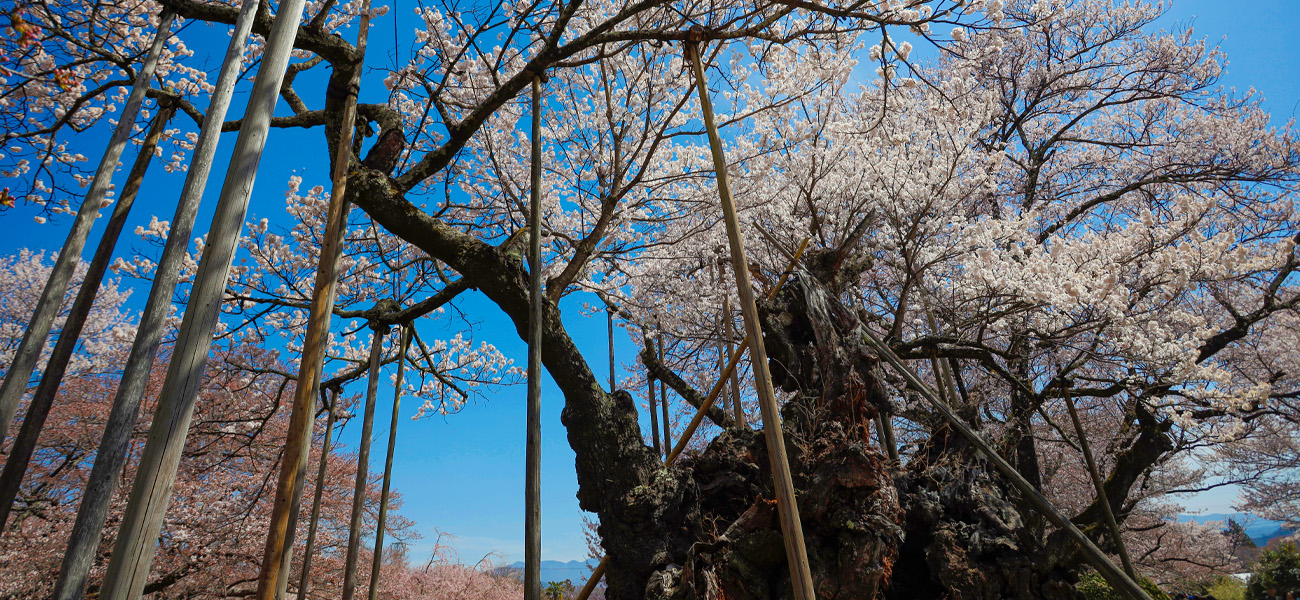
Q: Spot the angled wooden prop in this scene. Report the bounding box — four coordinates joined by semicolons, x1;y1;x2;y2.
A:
255;0;374;594
1063;385;1140;581
687;31;817;600
340;324;389;600
369;325;413;600
0;11;176;448
294;387;341;600
52;3;260;598
577;241;809;600
645;334;661;457
658;338;671;452
99;0;311;595
857;328;1152;600
0;94;178;531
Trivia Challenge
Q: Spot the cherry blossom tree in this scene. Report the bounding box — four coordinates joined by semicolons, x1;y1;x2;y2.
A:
1;0;1297;597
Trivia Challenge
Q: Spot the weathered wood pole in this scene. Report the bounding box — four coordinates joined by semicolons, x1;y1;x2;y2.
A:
645;335;661;457
858;329;1152;600
0;11;175;448
51;4;259;598
658;338;671;452
98;0;309;596
0;96;177;531
340;324;388;600
687;34;817;600
663;241;806;465
255;0;373;593
1063;386;1139;581
368;325;412;600
294;387;340;600
607;308;616;392
722;294;744;428
524;73;545;600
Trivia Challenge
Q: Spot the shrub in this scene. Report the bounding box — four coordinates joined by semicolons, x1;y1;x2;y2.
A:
1246;543;1300;600
1078;571;1170;600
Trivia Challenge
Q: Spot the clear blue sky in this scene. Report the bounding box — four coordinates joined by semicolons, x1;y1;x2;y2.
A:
2;0;1296;566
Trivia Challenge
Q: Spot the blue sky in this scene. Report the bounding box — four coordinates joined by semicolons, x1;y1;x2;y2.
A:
2;0;1297;566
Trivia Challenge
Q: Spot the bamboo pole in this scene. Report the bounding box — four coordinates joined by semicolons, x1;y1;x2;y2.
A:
524;73;545;600
856;328;1151;600
294;387;340;600
255;0;373;593
98;1;310;596
368;325;412;600
51;4;259;597
0;96;178;530
576;243;808;600
645;336;661;456
687;35;817;600
658;338;671;453
340;324;388;600
1063;385;1140;581
0;11;176;448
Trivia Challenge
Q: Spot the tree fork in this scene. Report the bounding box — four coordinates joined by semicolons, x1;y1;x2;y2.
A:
0;10;176;449
0;94;177;531
98;0;309;595
688;33;817;600
51;4;258;596
340;321;389;600
524;72;547;600
369;325;412;600
254;0;373;593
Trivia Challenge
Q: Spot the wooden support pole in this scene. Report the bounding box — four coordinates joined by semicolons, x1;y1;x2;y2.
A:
368;325;412;600
857;328;1151;600
0;11;175;448
340;324;388;600
524;73;545;600
608;308;616;392
663;240;807;466
576;243;808;600
687;36;817;600
658;338;671;453
645;335;661;457
0;96;178;530
98;0;309;596
1063;386;1140;581
722;294;744;429
294;387;340;600
51;5;258;598
255;0;373;593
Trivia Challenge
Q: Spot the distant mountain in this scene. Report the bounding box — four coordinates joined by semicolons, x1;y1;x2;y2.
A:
1178;513;1295;546
504;559;602;587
